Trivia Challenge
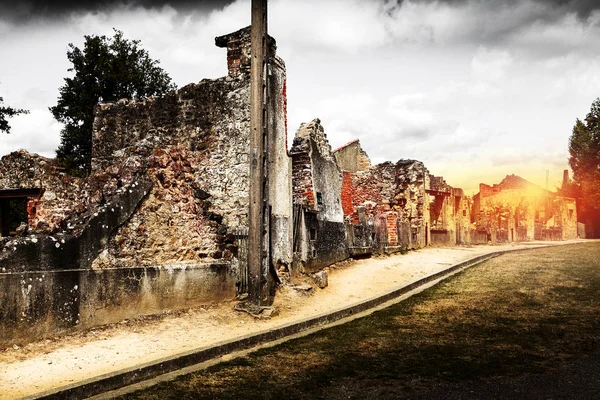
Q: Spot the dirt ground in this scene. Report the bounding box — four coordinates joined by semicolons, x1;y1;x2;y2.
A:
0;240;588;399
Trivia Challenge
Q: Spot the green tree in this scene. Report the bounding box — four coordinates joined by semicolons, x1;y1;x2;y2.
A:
0;91;28;134
568;98;600;237
50;30;176;176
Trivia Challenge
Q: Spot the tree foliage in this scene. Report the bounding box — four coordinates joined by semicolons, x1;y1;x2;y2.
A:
568;98;600;237
50;30;176;176
0;91;28;134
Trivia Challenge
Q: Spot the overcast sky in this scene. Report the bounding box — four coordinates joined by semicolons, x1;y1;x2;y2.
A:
1;0;599;193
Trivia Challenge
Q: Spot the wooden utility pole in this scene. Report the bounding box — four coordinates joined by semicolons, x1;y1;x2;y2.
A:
248;0;268;305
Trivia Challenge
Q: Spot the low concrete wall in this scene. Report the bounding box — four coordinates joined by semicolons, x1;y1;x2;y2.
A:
0;263;236;347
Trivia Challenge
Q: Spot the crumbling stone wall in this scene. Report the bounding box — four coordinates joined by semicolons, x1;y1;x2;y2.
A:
91;26;292;269
427;175;456;246
90;78;248;267
0;150;123;234
342;159;430;249
345;162;396;224
290;119;347;272
453;188;472;244
0;147;155;272
554;197;578;239
340;155;472;250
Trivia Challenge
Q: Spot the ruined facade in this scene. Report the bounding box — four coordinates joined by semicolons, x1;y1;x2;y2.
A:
427;175;472;246
292;133;473;258
338;143;472;251
290;119;348;272
0;26;292;346
472;175;578;242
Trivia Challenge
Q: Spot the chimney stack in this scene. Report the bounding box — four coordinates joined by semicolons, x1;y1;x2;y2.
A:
563;169;569;187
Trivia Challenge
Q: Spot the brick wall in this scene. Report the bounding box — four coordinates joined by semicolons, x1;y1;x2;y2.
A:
341;171;354;218
385;211;399;246
291;152;316;209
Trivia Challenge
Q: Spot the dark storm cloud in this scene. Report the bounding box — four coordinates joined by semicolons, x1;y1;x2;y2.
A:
0;0;234;22
398;0;600;19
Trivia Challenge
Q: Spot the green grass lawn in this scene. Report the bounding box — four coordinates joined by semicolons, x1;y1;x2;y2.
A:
123;242;600;400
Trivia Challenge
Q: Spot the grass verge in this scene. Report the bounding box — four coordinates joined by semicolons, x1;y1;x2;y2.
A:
122;242;600;399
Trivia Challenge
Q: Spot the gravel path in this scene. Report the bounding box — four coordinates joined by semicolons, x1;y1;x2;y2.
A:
0;240;587;399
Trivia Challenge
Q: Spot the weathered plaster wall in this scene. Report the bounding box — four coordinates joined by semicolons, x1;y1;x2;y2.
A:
454;188;472;245
267;56;293;266
291;119;344;222
556;197;578;239
290;119;347;272
333;139;371;173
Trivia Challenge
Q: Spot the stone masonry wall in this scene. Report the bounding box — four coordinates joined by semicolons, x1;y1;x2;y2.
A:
0;148;156;272
90;26;292;269
342;159;430;248
91;76;249;267
290;119;347;272
0;150;141;235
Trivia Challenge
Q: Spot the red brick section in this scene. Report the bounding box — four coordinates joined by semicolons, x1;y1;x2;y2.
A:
292;153;316;209
348;167;392;217
341;171;354;217
385;211;398;245
26;198;42;229
340;164;399;225
227;47;242;76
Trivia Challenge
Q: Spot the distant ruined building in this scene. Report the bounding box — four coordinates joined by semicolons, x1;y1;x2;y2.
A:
0;26;582;346
472;174;579;243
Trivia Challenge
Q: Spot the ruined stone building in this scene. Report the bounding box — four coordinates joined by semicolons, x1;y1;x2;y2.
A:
334;140;472;251
0;26;292;346
472;174;578;242
290;119;348;272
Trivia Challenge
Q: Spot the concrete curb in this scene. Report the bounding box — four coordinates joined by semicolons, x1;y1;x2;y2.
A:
31;247;529;400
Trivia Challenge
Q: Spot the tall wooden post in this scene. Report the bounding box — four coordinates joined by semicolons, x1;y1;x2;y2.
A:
248;0;268;305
